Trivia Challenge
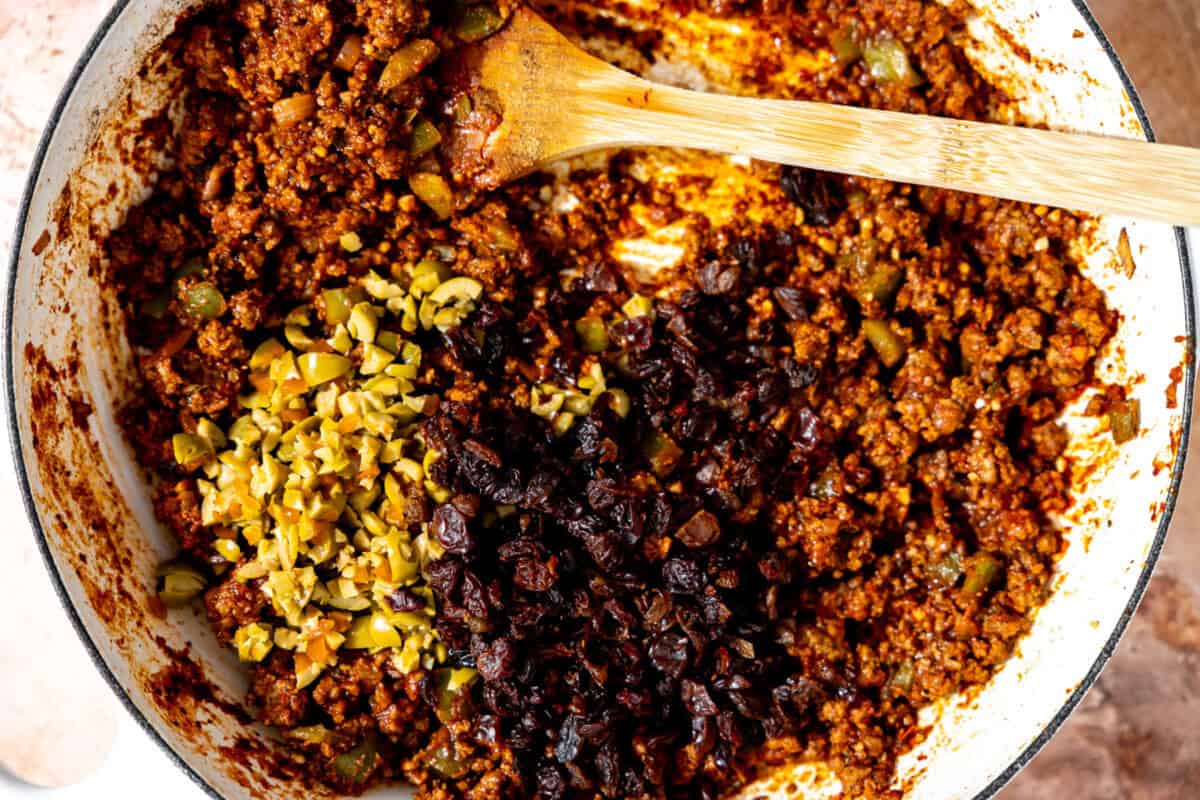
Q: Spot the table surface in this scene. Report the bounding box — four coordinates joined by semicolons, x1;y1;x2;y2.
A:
2;1;1198;798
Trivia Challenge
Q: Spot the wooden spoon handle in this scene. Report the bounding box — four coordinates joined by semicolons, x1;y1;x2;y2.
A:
578;80;1200;225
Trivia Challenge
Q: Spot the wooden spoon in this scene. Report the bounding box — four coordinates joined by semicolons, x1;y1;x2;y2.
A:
444;7;1200;225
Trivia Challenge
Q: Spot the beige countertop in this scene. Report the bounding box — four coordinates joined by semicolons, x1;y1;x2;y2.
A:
1;1;1197;797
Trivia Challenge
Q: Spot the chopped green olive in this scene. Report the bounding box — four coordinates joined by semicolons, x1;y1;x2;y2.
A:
531;386;565;418
249;338;285;369
839;239;879;278
408;173;455;220
234;622;274;662
409;117;442;157
332;736;379;785
452;94;473;124
1108;399;1140;444
159;258;482;688
444;667;479;694
643;430;683;477
348;302;379;343
141;291;170;319
298;353;353;386
360;343;396;375
183;283;226;321
418;296;438;330
379;39;439;92
375;330;401;354
172;432;213;465
863;319;906;367
888;659;914;692
285;306;311;326
856;263;905;306
435;666;479;721
434;307;467;331
605;388;631;419
174;256;207;282
322;287;360;325
622;294;655;319
345;611;404;649
400;340;423;366
551;412;577;437
457;5;505;42
428;276;484;306
214;538;243;563
196;418;226;449
962;553;1004;596
156;559;208;607
411;260;452;295
926;551;963;587
575;317;610;353
863;37;923;88
429;746;467;779
830;24;862;64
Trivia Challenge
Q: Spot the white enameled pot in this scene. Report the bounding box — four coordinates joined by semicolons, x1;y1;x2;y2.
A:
5;1;1194;798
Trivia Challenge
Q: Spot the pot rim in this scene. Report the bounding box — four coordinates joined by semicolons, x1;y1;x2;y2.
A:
5;2;1194;799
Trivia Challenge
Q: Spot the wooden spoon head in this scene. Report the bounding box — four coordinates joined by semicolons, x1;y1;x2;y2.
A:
442;7;613;189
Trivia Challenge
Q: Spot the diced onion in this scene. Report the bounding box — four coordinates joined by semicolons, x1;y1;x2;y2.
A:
272;93;316;127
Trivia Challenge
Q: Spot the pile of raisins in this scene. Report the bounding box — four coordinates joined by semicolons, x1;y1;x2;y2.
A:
419;228;842;799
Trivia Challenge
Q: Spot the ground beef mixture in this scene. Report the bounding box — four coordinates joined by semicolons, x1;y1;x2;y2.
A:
106;1;1121;798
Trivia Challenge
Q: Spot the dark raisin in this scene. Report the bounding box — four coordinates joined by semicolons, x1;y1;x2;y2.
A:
460;571;489;618
698;261;740;295
583;261;619;293
583;531;622;571
729;238;760;270
554;716;582;763
433;504;474;554
783;357;819;389
779;166;845;226
675;510;721;548
478;638;518;682
662;558;704;594
793;406;830;453
498;538;543;562
610;315;654;351
594;744;621;797
772;286;809;321
772;673;820;717
701;595;732;626
681;679;719;716
425;558;463;596
648;631;690;678
458;438;496;470
450;493;481;518
524;468;561;506
726;684;768;720
642;591;673;629
537;763;568;799
514;558;556;592
690;715;716;753
384;587;426;612
475;714;501;745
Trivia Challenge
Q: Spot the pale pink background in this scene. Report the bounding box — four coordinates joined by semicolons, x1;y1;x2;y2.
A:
0;0;1196;797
